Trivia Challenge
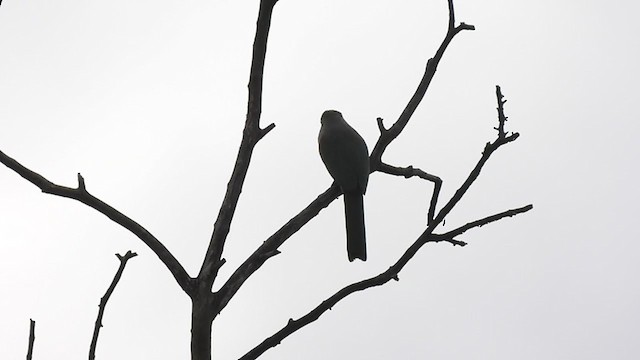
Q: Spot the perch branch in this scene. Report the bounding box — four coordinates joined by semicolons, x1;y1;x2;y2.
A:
216;0;473;315
215;185;341;311
198;0;278;290
239;202;530;359
89;251;137;360
0;151;194;296
26;319;35;360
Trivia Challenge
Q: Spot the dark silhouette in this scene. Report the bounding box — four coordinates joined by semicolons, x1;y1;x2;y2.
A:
26;319;35;360
319;110;370;261
1;1;532;359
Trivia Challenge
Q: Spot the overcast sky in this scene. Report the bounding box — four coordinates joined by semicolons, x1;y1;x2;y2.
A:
1;0;639;359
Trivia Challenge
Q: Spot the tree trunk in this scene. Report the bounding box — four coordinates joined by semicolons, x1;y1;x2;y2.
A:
191;297;214;360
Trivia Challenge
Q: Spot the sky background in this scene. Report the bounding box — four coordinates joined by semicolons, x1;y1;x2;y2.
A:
1;0;639;359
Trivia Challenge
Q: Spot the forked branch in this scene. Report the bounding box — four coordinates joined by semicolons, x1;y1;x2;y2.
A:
241;86;532;359
198;0;278;290
426;88;520;231
216;0;475;314
377;160;442;225
241;202;531;360
369;0;475;166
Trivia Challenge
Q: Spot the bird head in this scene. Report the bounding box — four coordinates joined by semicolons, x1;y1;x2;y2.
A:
321;110;343;125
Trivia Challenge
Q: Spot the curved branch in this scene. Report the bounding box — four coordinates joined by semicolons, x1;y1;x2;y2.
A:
239;203;530;360
0;151;194;295
377;162;442;224
199;0;279;289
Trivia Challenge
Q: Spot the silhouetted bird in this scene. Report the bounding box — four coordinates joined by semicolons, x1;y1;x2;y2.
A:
318;110;369;262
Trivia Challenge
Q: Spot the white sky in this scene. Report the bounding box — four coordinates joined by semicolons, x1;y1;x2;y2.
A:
1;0;639;359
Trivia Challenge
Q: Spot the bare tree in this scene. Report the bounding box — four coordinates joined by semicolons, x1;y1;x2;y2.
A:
0;1;531;359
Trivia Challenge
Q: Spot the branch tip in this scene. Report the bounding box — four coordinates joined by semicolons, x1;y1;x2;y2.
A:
376;117;387;133
457;22;475;31
90;251;137;360
77;173;86;191
494;85;512;138
216;258;227;270
116;250;138;262
259;249;281;260
259;123;276;140
27;319;35;360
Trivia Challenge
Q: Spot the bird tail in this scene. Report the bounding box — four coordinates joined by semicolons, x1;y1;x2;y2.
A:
344;192;367;262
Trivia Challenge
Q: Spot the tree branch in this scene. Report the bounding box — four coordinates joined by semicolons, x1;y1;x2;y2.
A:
0;151;194;296
495;85;509;138
198;0;278;291
216;185;341;312
239;202;530;360
26;319;35;360
426;88;520;231
216;0;473;315
238;81;530;357
89;251;137;360
377;161;442;225
433;205;533;240
369;0;474;169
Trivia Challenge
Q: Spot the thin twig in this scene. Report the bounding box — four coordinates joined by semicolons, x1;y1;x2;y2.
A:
377;161;442;225
0;153;193;296
495;85;508;138
433;205;533;240
26;319;35;360
89;251;138;360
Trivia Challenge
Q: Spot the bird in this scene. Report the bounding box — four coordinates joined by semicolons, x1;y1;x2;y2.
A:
318;110;370;262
